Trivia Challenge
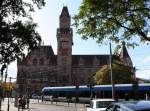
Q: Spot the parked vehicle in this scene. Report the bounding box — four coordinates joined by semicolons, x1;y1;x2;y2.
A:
31;94;40;99
43;95;53;101
105;100;150;111
86;99;115;111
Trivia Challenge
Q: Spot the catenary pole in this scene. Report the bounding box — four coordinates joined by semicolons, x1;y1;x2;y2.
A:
109;42;115;99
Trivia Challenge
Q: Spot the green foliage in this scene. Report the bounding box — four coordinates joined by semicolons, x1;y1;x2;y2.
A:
94;63;133;85
73;0;150;46
0;0;45;75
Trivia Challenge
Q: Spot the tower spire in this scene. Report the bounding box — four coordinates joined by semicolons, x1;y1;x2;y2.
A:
57;7;73;85
59;6;70;28
60;6;69;17
119;42;133;67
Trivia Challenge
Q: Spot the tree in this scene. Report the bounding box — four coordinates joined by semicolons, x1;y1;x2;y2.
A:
0;0;45;75
94;63;133;85
2;82;14;91
73;0;150;46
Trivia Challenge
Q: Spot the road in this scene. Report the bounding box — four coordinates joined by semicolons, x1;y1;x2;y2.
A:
1;98;87;111
29;102;86;111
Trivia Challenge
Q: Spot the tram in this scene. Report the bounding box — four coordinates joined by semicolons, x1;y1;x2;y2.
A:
41;83;150;102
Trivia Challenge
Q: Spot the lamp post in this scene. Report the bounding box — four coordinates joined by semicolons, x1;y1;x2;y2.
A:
88;76;94;99
26;80;30;109
109;42;115;99
74;75;79;103
7;77;12;111
14;83;18;107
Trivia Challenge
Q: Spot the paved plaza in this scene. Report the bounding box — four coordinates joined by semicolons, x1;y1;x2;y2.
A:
1;98;87;111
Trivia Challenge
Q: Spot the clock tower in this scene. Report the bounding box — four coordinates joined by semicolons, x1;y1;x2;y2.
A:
57;6;73;85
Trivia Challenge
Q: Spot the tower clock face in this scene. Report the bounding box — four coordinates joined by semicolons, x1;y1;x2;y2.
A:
61;41;68;49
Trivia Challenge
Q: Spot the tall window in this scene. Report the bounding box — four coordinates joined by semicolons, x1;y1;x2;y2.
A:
61;41;68;48
62;57;67;73
39;58;44;65
33;58;37;65
62;57;67;65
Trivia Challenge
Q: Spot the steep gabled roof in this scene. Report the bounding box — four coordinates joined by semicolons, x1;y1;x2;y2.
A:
18;45;57;65
60;6;70;17
120;42;130;58
119;42;133;67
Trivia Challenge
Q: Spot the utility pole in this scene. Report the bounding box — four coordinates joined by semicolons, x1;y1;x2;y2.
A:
7;77;11;111
0;64;7;111
75;76;79;103
109;42;115;99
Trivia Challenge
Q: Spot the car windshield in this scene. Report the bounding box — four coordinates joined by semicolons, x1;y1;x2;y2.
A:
96;101;113;108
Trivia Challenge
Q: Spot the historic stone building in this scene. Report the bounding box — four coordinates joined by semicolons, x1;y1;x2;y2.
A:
17;7;135;95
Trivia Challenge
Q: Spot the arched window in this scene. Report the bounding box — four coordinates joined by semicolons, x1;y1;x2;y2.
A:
33;58;37;65
61;41;68;49
39;58;44;65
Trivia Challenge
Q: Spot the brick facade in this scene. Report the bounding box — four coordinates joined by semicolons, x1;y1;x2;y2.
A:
17;7;135;96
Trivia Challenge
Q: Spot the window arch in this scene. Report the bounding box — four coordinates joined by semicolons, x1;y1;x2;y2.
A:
33;58;37;65
39;58;44;65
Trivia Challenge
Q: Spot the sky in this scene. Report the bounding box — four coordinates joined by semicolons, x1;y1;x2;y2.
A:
7;0;150;81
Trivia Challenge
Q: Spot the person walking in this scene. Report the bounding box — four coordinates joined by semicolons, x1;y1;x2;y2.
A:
26;97;30;109
18;97;23;111
41;95;44;102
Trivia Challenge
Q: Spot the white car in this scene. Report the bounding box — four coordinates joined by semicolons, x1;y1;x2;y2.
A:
31;94;40;99
43;95;53;101
86;99;115;111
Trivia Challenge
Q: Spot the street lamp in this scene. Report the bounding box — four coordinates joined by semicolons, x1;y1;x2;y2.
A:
7;77;12;111
26;80;30;109
14;83;19;107
73;70;79;103
88;76;94;99
109;42;115;99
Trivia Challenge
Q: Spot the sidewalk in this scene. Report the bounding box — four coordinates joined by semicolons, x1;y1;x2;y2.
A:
1;98;29;111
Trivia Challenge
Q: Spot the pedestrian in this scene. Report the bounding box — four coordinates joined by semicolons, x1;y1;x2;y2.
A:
125;93;129;101
51;96;53;104
18;97;23;111
21;96;26;109
41;95;44;102
115;94;119;102
145;93;149;100
27;97;30;109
